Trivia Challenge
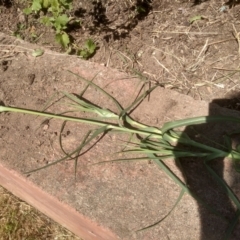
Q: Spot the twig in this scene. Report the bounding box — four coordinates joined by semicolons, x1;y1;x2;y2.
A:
212;67;240;71
151;31;222;35
208;38;236;46
232;24;240;55
197;39;208;60
152;56;175;78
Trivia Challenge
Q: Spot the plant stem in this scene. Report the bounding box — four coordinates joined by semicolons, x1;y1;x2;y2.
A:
0;106;162;137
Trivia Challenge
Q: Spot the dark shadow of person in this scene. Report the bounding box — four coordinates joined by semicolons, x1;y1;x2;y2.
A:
176;95;240;239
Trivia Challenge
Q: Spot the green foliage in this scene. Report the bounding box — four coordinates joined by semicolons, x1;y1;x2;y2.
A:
24;0;72;49
23;0;79;55
136;6;146;13
189;15;202;24
23;0;96;57
23;0;72;16
55;31;70;49
2;72;240;237
32;48;44;57
77;39;97;59
13;23;26;39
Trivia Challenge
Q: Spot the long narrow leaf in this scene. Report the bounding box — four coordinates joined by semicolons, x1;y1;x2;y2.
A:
163;132;228;156
204;156;240;210
68;70;123;113
121;148;210;158
120;84;158;121
162;116;240;134
150;154;226;219
138;189;185;231
25;125;109;174
223;210;240;240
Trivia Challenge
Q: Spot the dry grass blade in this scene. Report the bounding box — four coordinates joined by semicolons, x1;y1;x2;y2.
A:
0;186;80;239
232;24;240;55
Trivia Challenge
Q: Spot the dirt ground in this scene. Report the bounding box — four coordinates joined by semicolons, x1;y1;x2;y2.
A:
1;0;240;102
1;0;240;239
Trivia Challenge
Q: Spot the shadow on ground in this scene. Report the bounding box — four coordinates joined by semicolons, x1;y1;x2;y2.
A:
177;95;240;239
192;0;240;7
88;0;152;41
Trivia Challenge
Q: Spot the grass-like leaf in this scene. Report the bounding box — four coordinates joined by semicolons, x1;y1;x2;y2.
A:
2;72;240;237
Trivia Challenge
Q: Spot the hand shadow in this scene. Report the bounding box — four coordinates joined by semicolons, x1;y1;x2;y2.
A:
176;97;240;239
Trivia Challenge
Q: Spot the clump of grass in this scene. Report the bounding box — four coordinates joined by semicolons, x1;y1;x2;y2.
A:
0;186;80;239
1;71;240;238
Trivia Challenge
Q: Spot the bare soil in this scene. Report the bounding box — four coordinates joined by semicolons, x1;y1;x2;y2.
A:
1;0;240;102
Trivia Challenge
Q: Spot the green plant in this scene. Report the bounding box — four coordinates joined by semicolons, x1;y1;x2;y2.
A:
23;0;96;57
23;0;73;50
1;72;240;238
189;15;203;24
76;39;96;59
13;23;26;39
41;14;70;48
32;48;44;57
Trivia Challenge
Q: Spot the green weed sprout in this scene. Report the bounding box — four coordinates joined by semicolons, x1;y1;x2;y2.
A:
24;0;73;49
23;0;96;56
1;71;240;238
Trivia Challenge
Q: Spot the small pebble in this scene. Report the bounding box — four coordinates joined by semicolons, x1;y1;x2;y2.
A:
27;73;35;85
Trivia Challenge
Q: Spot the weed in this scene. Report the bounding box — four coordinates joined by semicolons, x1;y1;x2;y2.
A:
32;48;44;57
23;0;95;57
1;72;240;238
13;23;26;39
76;39;97;59
23;0;72;49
